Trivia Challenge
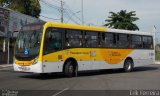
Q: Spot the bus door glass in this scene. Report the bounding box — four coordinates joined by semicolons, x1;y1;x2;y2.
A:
43;28;62;55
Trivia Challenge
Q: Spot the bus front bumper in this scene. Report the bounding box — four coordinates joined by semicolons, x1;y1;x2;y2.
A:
13;62;43;73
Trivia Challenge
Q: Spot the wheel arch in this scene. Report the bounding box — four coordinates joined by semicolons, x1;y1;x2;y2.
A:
63;57;78;72
123;57;134;72
124;57;134;64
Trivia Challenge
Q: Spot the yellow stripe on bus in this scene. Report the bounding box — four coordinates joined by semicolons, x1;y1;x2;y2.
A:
16;48;134;66
15;59;34;66
42;48;134;64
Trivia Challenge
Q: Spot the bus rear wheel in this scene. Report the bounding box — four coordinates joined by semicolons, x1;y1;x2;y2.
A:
124;59;134;72
64;61;77;77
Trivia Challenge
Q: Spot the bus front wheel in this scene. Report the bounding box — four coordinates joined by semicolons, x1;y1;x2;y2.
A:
124;59;134;72
64;61;77;77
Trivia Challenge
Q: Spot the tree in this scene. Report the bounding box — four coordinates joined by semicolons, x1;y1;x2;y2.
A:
0;0;10;7
0;0;41;18
104;10;139;31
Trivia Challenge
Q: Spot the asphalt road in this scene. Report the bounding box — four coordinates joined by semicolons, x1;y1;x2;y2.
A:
0;64;160;96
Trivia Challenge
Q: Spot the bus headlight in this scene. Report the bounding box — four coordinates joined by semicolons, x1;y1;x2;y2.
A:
33;57;38;64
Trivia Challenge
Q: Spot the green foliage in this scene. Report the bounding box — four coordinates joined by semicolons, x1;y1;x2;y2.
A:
156;52;160;61
104;10;139;31
0;0;41;18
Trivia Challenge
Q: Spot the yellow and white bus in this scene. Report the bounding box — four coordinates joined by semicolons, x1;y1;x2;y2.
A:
13;22;155;77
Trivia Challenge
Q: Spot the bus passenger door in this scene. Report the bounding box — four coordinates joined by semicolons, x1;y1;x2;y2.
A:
42;28;64;73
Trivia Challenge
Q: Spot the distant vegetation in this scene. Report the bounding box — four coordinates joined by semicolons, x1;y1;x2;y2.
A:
156;52;160;61
156;44;160;61
104;10;139;31
0;0;41;18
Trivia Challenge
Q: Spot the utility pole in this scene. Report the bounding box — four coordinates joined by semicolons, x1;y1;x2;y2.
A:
60;0;64;23
7;37;10;64
81;0;84;25
153;25;156;63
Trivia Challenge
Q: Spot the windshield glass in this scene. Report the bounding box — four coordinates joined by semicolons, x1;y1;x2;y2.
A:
15;29;42;61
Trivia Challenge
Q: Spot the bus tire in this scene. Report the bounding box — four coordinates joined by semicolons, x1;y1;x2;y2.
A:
64;61;75;77
74;65;78;77
123;59;134;72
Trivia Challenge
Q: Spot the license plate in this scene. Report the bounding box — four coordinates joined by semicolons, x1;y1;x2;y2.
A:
18;66;30;71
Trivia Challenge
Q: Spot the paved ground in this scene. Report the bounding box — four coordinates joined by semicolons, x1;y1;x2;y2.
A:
0;64;160;96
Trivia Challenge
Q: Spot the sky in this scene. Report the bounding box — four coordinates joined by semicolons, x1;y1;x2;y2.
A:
39;0;160;42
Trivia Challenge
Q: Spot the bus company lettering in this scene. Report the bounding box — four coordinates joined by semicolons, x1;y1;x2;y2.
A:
70;52;89;55
109;51;121;56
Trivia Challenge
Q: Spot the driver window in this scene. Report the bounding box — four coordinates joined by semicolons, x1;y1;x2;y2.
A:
43;28;62;55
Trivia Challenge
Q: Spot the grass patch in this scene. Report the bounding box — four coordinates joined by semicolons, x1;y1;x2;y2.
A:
156;52;160;61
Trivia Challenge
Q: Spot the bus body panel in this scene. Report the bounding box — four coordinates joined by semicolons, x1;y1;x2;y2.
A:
42;61;64;73
13;49;154;73
127;50;154;67
42;48;154;73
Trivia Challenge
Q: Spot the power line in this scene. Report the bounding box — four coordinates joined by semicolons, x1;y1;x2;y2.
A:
48;0;60;4
81;0;84;25
64;4;82;22
40;0;61;11
39;0;62;22
66;11;80;23
40;15;60;20
64;11;80;24
39;0;81;24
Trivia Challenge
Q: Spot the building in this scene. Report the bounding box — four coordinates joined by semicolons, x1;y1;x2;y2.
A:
0;7;40;64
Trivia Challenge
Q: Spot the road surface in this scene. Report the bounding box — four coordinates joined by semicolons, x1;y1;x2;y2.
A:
0;64;160;96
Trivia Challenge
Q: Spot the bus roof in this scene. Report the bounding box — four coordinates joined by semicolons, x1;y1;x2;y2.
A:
43;22;153;36
108;29;153;36
44;22;107;32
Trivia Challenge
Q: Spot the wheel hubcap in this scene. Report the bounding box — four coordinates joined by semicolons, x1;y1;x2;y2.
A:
126;62;131;71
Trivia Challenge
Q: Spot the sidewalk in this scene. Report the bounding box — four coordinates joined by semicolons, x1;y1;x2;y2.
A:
0;64;13;69
155;61;160;64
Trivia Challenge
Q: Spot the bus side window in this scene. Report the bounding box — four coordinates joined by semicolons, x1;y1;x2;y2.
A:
111;33;117;48
117;34;129;48
131;35;142;49
85;31;98;48
98;32;102;47
102;33;112;48
65;29;82;47
143;36;153;49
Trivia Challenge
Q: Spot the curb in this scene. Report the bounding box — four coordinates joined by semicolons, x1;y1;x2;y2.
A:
155;61;160;64
0;64;13;68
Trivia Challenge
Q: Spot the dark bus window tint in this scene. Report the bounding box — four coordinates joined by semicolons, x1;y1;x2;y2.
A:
44;28;62;55
112;33;117;48
102;33;114;48
143;36;153;49
131;35;142;48
65;30;82;47
85;31;98;47
98;33;102;47
117;34;130;48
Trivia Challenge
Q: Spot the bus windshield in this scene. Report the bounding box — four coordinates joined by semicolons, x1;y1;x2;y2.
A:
15;28;42;61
